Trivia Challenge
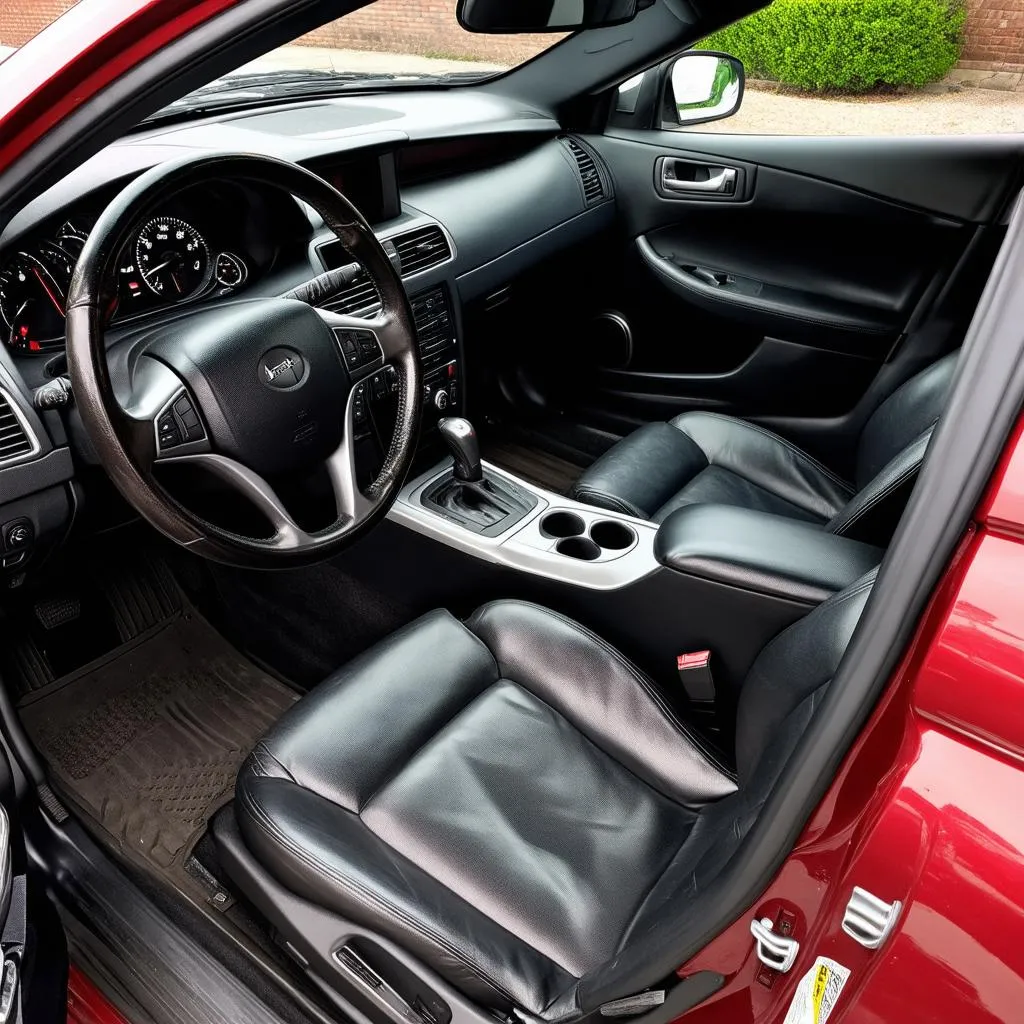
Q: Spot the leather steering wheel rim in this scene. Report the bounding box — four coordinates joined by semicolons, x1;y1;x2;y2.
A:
66;152;422;568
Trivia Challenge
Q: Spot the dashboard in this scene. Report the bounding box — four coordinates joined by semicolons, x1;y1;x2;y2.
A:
0;88;615;576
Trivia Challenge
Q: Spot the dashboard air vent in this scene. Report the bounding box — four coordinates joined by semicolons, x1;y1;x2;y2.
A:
0;391;33;464
391;225;452;277
323;270;382;318
563;138;605;204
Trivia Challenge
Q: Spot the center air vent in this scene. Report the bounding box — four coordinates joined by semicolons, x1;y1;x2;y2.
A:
562;138;606;205
391;224;452;277
0;391;35;464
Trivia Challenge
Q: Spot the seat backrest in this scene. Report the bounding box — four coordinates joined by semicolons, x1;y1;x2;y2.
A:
826;352;959;544
578;572;877;1014
734;569;876;785
855;352;959;486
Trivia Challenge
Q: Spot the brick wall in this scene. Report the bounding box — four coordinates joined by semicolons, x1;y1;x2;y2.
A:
4;0;1023;72
294;0;555;64
0;0;554;64
0;0;76;46
962;0;1024;71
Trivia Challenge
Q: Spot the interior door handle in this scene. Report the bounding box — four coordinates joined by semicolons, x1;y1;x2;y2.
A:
662;166;737;194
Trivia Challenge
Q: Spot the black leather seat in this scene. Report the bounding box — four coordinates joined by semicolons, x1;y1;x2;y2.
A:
233;577;875;1021
570;352;958;545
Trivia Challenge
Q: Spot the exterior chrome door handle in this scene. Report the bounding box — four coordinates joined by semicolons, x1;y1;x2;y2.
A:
662;166;737;194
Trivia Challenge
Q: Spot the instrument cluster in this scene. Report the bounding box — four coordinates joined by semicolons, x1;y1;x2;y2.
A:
0;213;250;354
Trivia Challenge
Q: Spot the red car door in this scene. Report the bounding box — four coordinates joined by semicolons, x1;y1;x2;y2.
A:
673;418;1024;1022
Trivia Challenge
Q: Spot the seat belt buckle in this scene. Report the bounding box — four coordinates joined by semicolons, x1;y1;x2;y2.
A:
677;650;714;702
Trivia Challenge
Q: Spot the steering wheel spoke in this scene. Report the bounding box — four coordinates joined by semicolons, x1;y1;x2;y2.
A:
315;306;407;369
325;386;381;522
161;388;380;549
122;357;210;469
165;453;307;544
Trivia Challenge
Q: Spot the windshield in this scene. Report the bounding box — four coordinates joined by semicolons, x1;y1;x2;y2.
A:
0;1;560;106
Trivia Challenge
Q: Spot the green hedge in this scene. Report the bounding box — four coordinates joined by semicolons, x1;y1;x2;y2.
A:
700;0;965;93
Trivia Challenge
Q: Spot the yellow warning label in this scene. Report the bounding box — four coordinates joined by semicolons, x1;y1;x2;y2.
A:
812;964;830;1019
783;957;851;1024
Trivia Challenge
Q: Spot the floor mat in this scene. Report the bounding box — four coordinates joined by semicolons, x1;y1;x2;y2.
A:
2;547;182;700
482;439;585;495
19;608;296;891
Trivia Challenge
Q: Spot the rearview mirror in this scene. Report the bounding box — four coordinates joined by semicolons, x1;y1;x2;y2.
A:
668;52;744;127
457;0;645;34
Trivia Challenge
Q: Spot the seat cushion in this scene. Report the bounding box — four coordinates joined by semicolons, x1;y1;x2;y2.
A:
571;411;853;525
236;602;736;1019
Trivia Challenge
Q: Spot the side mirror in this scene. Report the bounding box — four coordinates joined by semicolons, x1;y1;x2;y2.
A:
457;0;644;34
668;51;744;127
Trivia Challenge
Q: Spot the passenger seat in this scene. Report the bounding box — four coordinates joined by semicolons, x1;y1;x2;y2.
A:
571;351;958;546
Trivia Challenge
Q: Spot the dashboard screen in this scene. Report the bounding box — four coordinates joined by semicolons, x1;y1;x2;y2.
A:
312;152;401;225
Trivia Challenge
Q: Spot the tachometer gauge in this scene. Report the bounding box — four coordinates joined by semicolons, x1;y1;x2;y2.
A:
0;251;69;353
135;217;211;299
215;252;247;288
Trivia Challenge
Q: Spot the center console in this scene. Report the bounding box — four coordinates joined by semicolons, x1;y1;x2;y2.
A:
393;451;660;591
409;286;462;424
387;427;883;701
353;283;463;486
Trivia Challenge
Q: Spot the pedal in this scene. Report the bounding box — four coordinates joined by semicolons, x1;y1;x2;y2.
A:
33;596;81;631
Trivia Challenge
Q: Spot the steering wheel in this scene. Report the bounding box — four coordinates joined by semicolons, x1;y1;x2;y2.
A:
65;153;422;568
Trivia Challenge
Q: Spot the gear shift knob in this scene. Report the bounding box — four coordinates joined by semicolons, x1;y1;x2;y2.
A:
438;417;482;483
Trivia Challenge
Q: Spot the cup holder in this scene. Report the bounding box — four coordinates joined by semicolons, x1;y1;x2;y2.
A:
540;511;586;539
589;520;636;551
556;537;602;561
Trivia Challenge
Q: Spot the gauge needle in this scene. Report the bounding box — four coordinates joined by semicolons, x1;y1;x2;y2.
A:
9;301;28;343
32;266;65;317
142;257;176;279
171;272;183;294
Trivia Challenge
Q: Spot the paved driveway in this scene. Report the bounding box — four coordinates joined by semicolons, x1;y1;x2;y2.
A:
695;86;1024;136
239;45;502;77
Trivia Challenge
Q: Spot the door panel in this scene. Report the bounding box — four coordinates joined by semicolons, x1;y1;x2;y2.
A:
547;129;1019;464
621;130;1024;223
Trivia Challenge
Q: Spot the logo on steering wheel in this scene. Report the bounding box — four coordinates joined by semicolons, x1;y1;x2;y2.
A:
260;347;306;389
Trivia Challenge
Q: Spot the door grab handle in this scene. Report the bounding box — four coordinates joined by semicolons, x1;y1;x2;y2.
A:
662;167;737;194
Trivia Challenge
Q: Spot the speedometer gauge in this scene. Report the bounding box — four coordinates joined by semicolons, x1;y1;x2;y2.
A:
135;217;210;299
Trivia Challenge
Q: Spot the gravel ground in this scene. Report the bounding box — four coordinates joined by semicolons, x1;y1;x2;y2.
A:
695;86;1024;136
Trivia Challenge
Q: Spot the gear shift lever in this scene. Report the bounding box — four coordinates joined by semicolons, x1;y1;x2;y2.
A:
425;417;535;533
438;417;482;482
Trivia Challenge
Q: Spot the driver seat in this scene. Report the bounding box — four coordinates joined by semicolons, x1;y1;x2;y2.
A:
226;580;873;1021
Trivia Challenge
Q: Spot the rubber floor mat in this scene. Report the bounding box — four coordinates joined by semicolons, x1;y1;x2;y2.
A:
20;608;296;886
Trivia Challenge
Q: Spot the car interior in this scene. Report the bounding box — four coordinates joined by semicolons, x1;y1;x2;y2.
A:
0;0;1022;1021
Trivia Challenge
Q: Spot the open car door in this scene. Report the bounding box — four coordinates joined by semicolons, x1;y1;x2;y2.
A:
0;743;66;1024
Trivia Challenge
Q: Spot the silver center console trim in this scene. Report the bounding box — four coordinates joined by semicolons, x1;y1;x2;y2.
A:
389;460;659;591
